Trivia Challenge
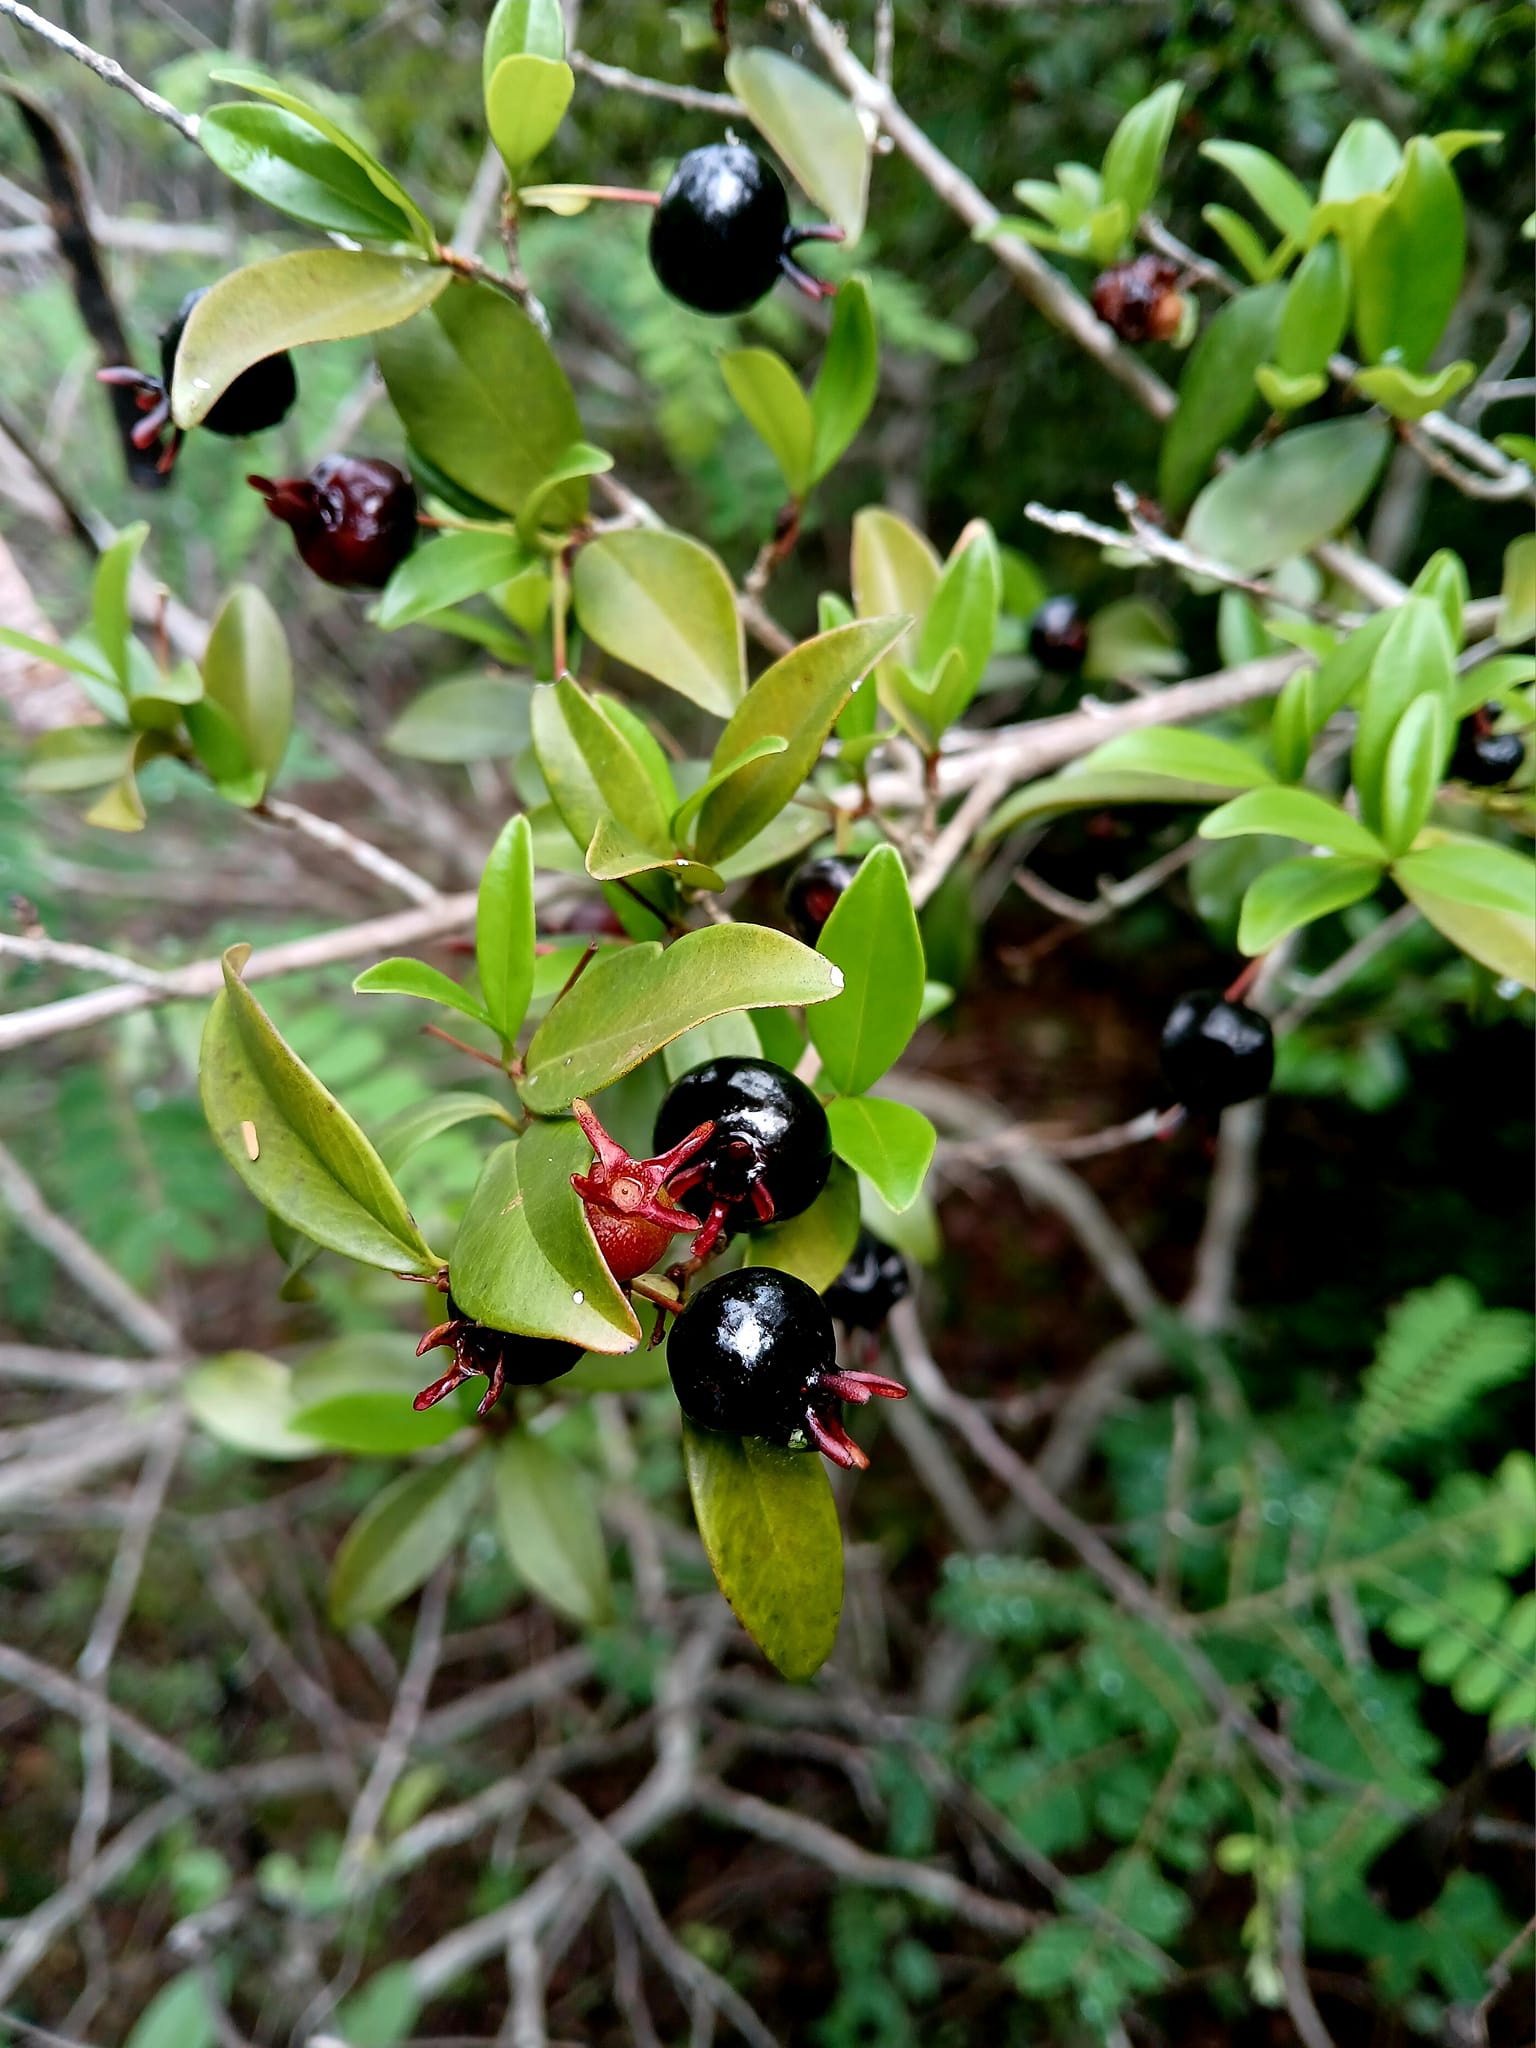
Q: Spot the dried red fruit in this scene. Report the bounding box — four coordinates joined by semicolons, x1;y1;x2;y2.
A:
1090;255;1185;344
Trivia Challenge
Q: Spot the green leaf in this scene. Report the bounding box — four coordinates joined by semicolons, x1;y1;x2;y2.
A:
1355;138;1465;370
486;53;573;170
450;1129;639;1348
724;47;869;240
1498;534;1535;647
24;726;135;794
1183;416;1390;574
1392;839;1536;919
521;924;842;1112
1199;787;1386;858
1200;140;1314;241
1201;204;1283;283
92;522;149;690
1079;727;1276;788
585;817;723;893
1273;234;1349;378
1379;692;1449;857
289;1389;463;1456
1158;283;1285;512
720;346;815;499
210;69;434;247
373;1091;517;1176
1236;855;1382;954
810;274;878;483
826;1096;935;1213
1083;597;1187;684
902;519;1001;741
851;507;941;704
808;844;924;1095
1353;360;1475;421
125;1971;217;2048
385;673;531;762
493;1428;612;1626
664;1012;761;1083
681;1420;843;1680
692;616;910;863
477;814;536;1044
0;629;120;710
1411;548;1469;648
353;957;492;1028
515;441;612;547
744;1157;860;1291
201;946;439;1272
981;766;1238;842
1352;598;1456;837
483;0;565;80
375;531;527;630
1319;119;1403;206
1254;365;1327;412
184;1351;317;1461
171;251;448;428
201;103;421;240
570;530;744;717
537;675;673;853
376;283;587;523
1395;841;1536;988
329;1453;486;1628
1099;82;1182;228
671;737;789;849
201;584;291;791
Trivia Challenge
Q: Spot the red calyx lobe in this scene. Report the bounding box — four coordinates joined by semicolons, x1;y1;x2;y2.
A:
248;455;417;589
570;1097;715;1284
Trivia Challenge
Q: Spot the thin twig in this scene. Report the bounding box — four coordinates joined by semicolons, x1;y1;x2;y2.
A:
0;1;201;142
260;798;442;906
570;49;742;115
343;1565;452;1866
0;1141;182;1355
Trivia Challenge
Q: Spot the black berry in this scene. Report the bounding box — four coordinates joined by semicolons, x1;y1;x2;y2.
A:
1028;595;1090;674
98;285;297;475
653;1057;832;1257
413;1291;580;1418
1160;990;1274;1112
1450;706;1525;788
785;853;861;945
249;456;418;589
667;1266;906;1468
1090;255;1186;344
648;143;843;315
824;1229;909;1333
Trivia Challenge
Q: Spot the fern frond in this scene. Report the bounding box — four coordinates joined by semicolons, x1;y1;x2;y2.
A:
1352;1279;1534;1455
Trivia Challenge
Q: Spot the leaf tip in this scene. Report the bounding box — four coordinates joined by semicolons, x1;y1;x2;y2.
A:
223;941;253;982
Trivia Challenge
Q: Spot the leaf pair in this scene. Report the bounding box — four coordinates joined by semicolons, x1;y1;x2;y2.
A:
721;276;878;500
994;82;1182;264
851;508;1001;748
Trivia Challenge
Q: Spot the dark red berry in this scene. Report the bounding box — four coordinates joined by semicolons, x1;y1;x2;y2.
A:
667;1266;906;1468
569;1096;713;1284
248;456;417;589
824;1229;909;1334
1028;595;1090;673
413;1292;580;1417
648;142;844;315
98;286;297;475
1160;990;1274;1111
1450;706;1525;788
785;853;861;946
654;1057;832;1258
1090;255;1185;344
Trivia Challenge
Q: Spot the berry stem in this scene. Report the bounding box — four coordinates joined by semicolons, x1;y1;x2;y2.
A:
1223;956;1265;1004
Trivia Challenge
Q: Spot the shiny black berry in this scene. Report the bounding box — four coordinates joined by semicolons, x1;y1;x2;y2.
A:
1450;706;1525;788
653;1057;832;1256
413;1291;580;1417
1160;990;1274;1112
249;456;418;589
824;1230;909;1333
97;285;297;475
1028;595;1090;674
648;143;843;315
667;1266;906;1468
785;853;861;945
